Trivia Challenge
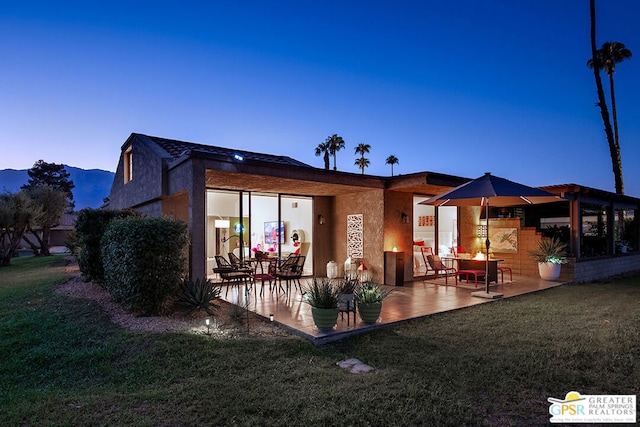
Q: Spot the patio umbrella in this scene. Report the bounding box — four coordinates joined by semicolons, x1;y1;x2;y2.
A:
419;172;562;296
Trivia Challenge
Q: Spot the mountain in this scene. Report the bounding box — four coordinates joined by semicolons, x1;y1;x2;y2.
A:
0;165;114;210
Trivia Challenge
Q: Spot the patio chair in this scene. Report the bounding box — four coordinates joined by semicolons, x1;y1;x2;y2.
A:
214;255;251;296
425;254;457;286
276;255;306;295
251;258;277;296
228;252;252;272
498;265;513;283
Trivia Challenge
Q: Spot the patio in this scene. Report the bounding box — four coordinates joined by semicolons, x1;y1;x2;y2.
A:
220;274;568;344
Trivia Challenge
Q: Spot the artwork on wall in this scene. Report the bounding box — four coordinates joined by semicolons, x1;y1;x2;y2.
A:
417;215;435;227
490;227;518;253
347;214;364;258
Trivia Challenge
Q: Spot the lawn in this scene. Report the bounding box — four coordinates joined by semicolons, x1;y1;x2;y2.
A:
1;256;638;426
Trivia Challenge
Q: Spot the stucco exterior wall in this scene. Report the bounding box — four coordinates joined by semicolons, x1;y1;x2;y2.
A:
334;189;385;283
312;196;334;276
383;191;414;282
108;140;165;210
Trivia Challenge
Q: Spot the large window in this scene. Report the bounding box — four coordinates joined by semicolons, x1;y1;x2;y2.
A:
581;203;608;257
206;189;313;277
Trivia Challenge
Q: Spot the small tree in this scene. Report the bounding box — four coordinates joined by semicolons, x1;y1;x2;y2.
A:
354;143;371;174
354;157;370;174
0;191;42;266
325;134;346;171
314;142;330;170
22;185;69;256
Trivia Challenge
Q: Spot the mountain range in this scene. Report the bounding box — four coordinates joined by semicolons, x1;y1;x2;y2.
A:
0;166;115;210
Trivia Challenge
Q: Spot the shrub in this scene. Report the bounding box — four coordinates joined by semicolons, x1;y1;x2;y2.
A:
303;277;342;309
74;208;139;283
101;216;188;315
354;281;394;304
178;278;222;315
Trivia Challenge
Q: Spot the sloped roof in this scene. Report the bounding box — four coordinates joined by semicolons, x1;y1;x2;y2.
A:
132;133;312;168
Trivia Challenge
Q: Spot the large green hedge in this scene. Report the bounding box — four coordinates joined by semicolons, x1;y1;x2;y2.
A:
74;209;138;283
101;216;188;315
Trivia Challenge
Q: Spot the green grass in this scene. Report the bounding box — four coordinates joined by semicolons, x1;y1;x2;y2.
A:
1;256;639;426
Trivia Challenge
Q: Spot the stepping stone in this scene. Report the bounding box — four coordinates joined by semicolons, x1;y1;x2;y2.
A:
337;358;373;373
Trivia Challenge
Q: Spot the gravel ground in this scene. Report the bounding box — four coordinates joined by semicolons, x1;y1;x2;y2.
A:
53;259;295;339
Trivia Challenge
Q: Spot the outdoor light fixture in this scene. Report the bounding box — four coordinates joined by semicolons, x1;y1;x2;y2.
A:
233;153;244;161
205;318;211;335
318;214;325;225
401;212;409;224
477;224;488;238
269;314;274;322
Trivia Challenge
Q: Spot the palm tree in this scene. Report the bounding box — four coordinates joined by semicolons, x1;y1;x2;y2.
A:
588;0;624;195
325;134;346;171
354;143;371;159
385;155;399;176
588;41;632;157
354;157;370;174
314;142;330;170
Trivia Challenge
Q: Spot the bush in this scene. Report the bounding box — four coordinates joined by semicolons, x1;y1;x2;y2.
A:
74;208;139;283
101;216;188;315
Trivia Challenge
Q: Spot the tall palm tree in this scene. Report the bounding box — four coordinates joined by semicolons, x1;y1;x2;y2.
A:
588;41;632;155
354;143;371;160
385;155;399;176
314;142;330;170
588;0;623;195
354;157;370;174
325;134;346;171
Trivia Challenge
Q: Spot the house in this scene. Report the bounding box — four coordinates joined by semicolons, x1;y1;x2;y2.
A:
107;133;640;283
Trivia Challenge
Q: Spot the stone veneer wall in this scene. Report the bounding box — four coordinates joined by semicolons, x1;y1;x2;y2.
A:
573;253;640;283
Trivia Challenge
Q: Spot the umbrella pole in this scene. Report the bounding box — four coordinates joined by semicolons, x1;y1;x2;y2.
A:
485;201;490;294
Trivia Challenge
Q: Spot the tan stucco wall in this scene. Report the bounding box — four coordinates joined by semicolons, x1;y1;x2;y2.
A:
312;196;334;276
334;189;385;283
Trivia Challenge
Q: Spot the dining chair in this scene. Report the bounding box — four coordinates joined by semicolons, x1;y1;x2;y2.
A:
425;254;457;286
252;258;277;296
276;255;306;295
214;255;251;296
228;252;252;272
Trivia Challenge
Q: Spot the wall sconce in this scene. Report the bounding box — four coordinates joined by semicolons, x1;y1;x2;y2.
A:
401;212;409;224
318;214;325;225
477;224;487;238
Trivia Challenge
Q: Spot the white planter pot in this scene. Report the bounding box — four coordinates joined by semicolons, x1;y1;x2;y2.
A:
538;262;561;281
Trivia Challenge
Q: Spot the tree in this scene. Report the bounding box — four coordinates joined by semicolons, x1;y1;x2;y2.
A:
354;157;370;174
314;142;330;170
354;143;371;174
587;0;624;195
0;191;42;266
385;155;399;176
324;134;346;171
23;185;69;256
587;41;632;164
22;160;75;208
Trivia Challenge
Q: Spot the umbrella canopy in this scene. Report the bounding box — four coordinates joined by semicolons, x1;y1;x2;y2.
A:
419;172;563;295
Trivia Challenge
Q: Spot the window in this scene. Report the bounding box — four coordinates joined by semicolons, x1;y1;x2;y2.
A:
124;146;133;184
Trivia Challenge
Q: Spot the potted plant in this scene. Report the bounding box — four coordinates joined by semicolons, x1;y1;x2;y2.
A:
354;281;393;324
529;237;567;281
304;277;342;330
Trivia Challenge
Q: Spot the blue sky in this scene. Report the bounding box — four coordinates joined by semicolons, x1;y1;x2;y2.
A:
1;1;639;195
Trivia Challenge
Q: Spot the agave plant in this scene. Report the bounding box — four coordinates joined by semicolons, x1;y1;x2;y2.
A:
303;277;342;309
529;237;568;264
354;281;393;304
178;277;222;315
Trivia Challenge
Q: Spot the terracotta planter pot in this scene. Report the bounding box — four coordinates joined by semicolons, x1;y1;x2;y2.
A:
357;302;382;324
538;262;561;281
311;307;339;330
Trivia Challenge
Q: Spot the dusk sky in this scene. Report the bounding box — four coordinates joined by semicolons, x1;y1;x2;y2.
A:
2;1;639;195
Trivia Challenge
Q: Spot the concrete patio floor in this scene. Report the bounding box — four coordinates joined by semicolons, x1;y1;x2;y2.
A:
220;275;569;345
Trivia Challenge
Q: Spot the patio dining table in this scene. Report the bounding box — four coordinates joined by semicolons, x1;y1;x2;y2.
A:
443;257;504;284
